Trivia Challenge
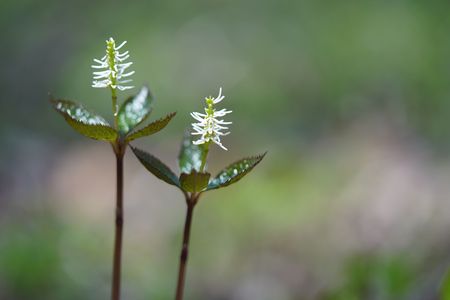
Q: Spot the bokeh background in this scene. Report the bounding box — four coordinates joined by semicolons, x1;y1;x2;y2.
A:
1;0;450;299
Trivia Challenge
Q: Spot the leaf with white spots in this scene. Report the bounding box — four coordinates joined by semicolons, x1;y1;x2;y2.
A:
207;153;266;190
51;99;117;141
178;131;207;174
131;146;180;187
118;86;153;134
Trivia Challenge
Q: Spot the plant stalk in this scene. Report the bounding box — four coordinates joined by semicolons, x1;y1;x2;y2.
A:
112;144;124;300
199;142;210;172
112;91;118;129
175;200;195;300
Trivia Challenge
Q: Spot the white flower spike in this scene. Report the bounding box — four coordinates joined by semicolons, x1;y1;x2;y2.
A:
91;37;135;91
191;87;232;150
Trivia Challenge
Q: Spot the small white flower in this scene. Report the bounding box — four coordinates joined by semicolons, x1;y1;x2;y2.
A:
91;37;135;91
191;87;232;150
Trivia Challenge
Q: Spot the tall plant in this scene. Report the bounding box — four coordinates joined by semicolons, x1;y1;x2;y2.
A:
132;87;265;300
51;37;176;300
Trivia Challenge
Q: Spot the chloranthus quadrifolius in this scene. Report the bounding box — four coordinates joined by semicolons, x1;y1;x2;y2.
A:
132;87;265;198
51;37;176;144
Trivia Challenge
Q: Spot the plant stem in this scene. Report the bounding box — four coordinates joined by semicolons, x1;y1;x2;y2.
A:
111;89;118;129
175;201;195;300
112;146;124;300
199;142;210;172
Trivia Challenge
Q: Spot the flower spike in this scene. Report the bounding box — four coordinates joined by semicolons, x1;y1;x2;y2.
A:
190;87;232;150
92;37;135;91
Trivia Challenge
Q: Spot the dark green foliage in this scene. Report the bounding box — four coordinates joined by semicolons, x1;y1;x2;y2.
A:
127;112;176;142
131;132;265;195
207;153;266;190
51;86;175;143
50;99;117;141
179;171;210;193
131;146;180;187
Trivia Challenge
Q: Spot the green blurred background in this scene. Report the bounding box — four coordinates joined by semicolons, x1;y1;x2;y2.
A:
1;0;450;299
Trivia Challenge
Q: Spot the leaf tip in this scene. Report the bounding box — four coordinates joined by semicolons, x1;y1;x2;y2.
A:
167;111;177;120
243;151;267;165
258;151;268;161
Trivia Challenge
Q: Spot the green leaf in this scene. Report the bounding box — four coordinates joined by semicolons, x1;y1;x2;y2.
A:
178;131;207;174
118;86;153;134
126;112;176;141
180;171;211;193
207;153;266;190
131;146;180;187
51;99;117;141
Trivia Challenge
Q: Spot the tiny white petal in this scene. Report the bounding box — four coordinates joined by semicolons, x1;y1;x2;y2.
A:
93;58;105;64
215;120;232;125
117;55;130;62
118;62;133;68
93;70;111;75
117;85;134;91
120;71;135;77
116;51;129;57
92;64;107;69
115;40;127;50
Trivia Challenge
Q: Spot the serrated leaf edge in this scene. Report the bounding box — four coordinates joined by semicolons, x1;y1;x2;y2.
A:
126;112;176;141
50;98;117;140
131;146;180;187
207;152;267;190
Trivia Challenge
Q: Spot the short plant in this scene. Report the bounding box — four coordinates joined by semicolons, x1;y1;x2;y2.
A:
51;37;176;300
131;87;265;300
